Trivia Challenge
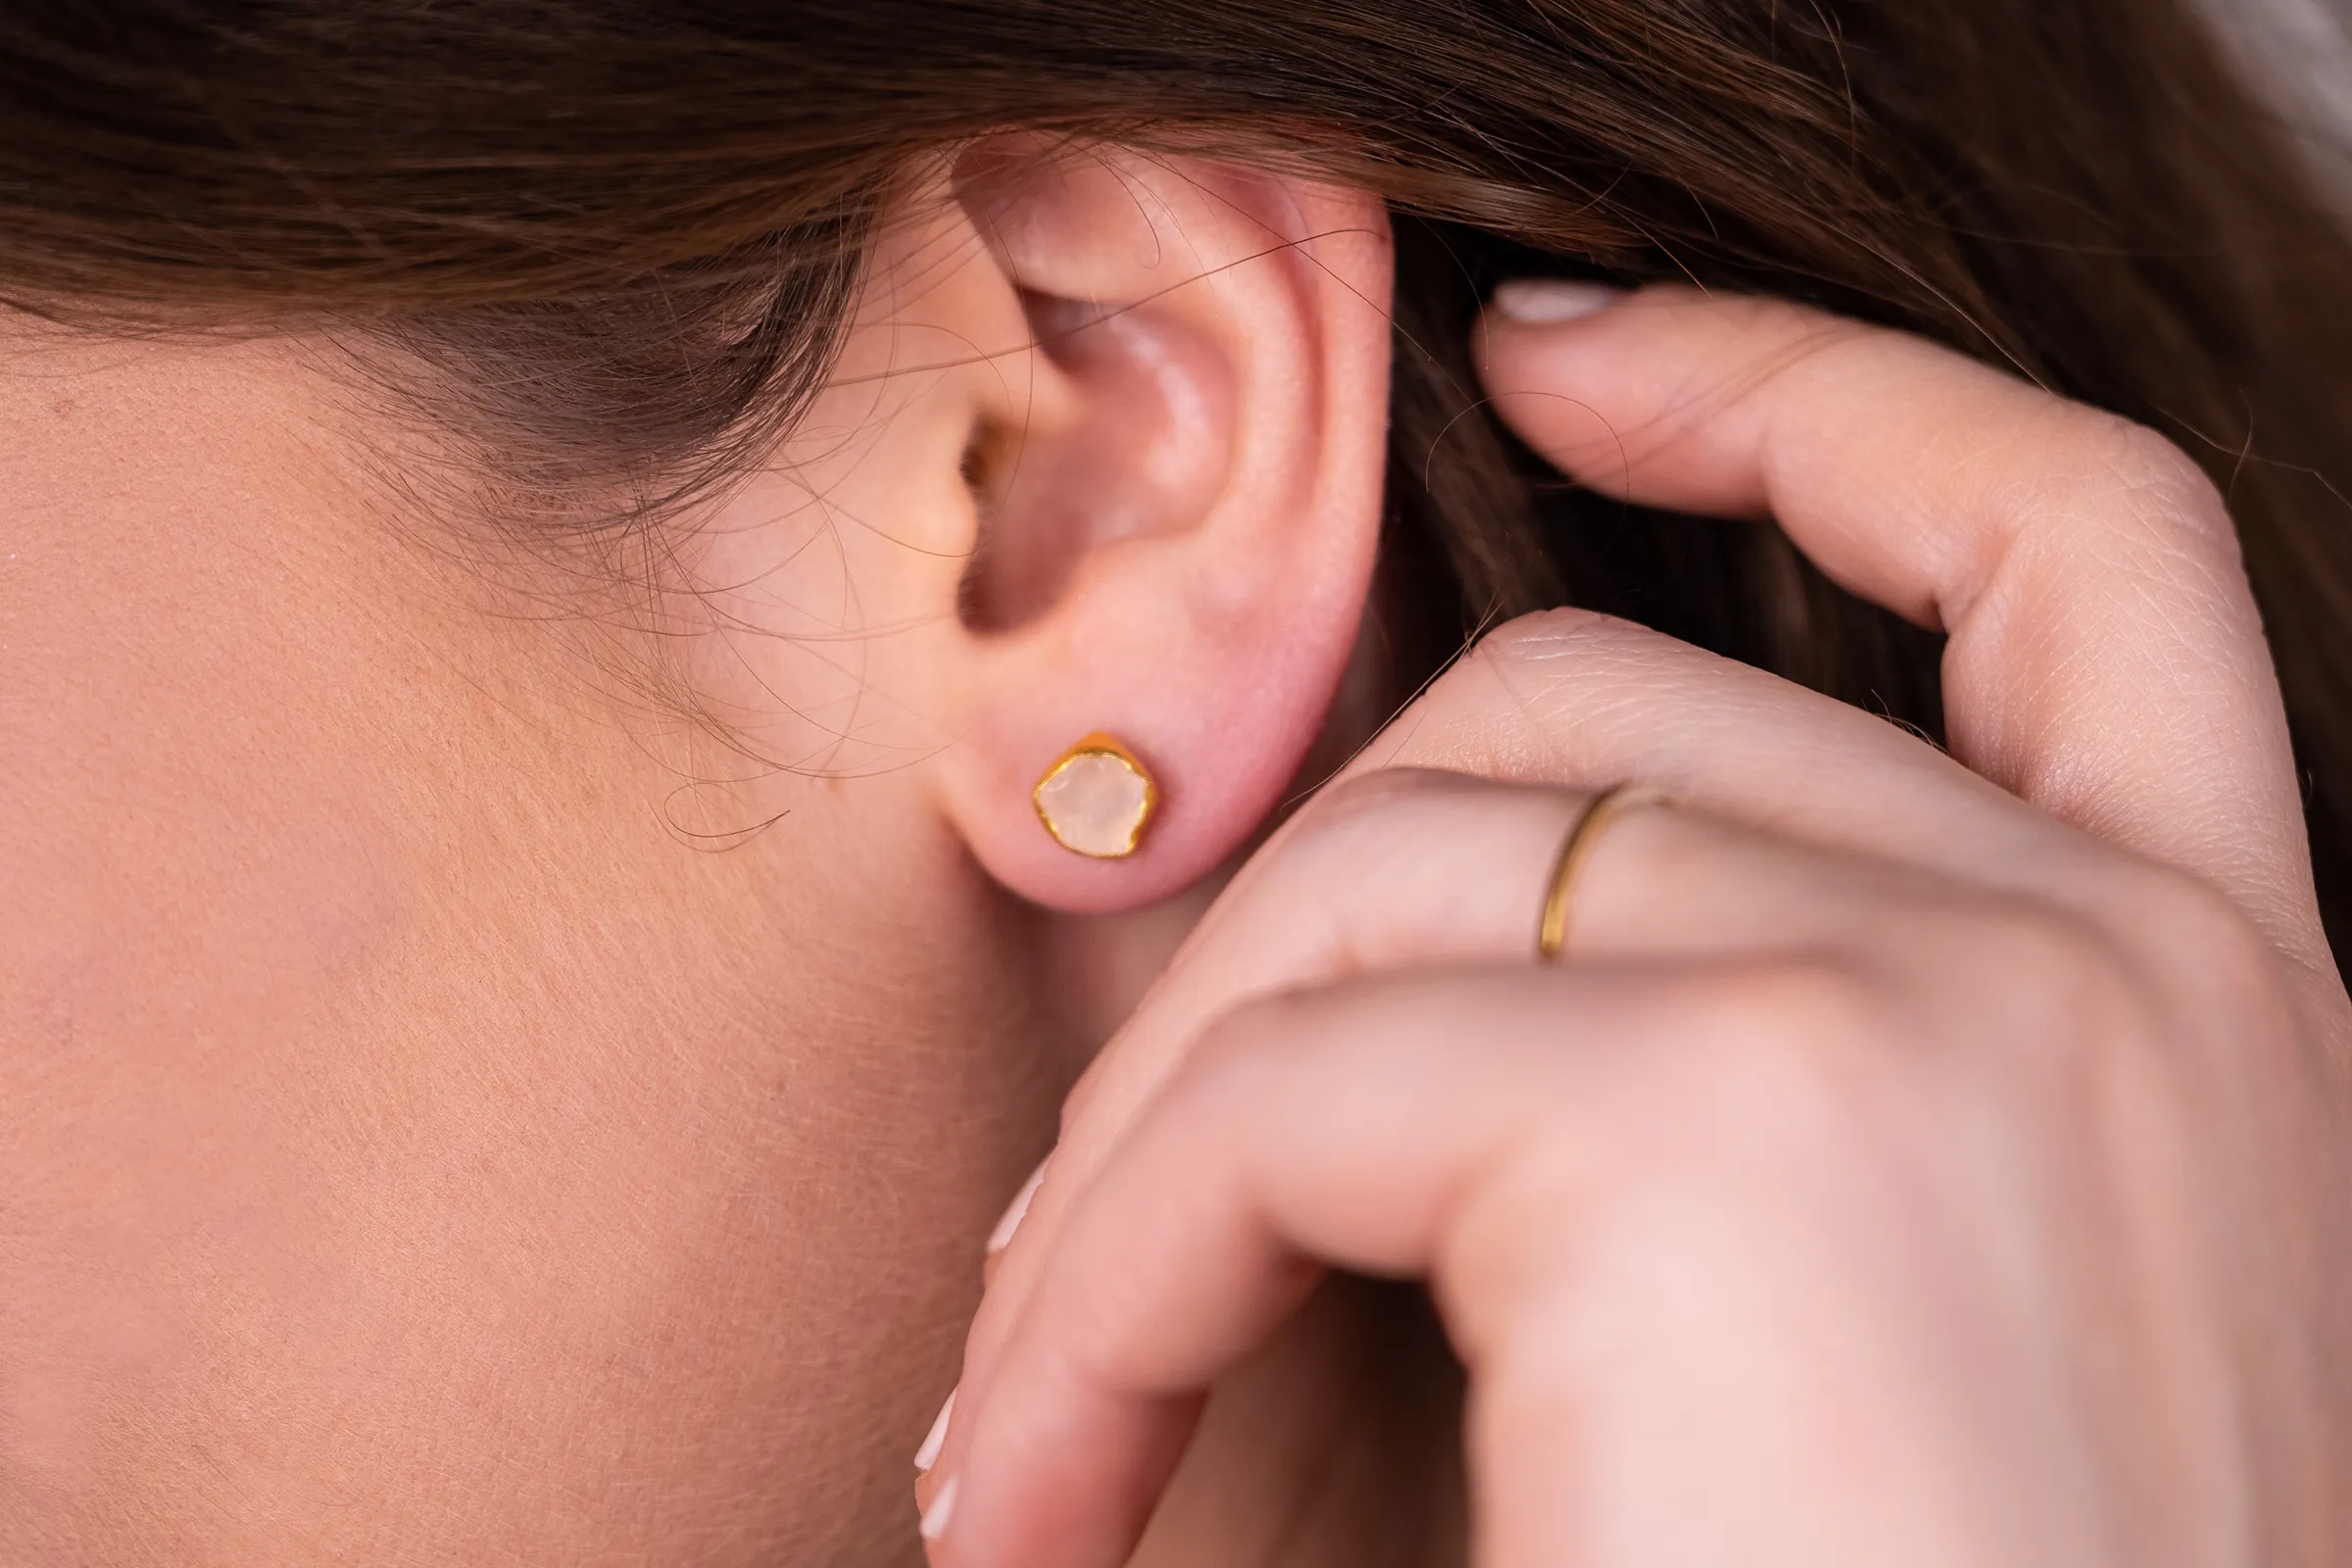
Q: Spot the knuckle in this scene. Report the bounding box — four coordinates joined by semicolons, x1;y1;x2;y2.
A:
1964;898;2142;1054
1455;607;1692;713
1788;886;2132;1081
1178;991;1312;1102
1931;888;2231;1139
1396;608;1729;776
1630;885;2283;1195
1723;956;1888;1050
1682;957;1901;1129
1466;606;1625;668
1172;980;1445;1133
1188;986;1295;1063
1982;910;2190;1156
2044;408;2235;553
1679;938;2110;1171
2114;862;2288;1019
2106;418;2219;506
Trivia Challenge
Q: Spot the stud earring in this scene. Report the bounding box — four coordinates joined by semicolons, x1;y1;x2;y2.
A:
1034;732;1159;858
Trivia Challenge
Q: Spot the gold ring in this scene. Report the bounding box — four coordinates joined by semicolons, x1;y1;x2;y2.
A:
1537;783;1672;961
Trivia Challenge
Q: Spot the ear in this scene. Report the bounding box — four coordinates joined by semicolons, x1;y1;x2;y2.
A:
930;140;1394;912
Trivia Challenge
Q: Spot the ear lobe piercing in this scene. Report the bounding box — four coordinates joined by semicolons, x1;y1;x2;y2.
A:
1034;732;1158;858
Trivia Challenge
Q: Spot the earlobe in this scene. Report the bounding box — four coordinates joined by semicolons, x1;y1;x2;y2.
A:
926;143;1394;913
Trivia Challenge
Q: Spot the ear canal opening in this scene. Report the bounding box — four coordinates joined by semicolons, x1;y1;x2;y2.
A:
955;403;1070;636
954;419;1008;633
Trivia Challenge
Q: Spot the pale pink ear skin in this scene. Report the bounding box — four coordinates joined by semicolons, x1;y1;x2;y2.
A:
922;147;1396;916
962;622;1373;914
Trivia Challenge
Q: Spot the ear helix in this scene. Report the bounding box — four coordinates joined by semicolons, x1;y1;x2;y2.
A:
1033;732;1159;858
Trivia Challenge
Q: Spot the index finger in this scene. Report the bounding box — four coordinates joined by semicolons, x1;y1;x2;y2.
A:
1477;286;2321;959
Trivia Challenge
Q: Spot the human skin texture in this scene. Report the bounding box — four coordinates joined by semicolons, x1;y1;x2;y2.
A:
920;289;2352;1568
0;320;1059;1562
0;153;1410;1565
12;148;2347;1568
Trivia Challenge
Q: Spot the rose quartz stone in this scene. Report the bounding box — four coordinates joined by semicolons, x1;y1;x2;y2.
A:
1037;751;1152;857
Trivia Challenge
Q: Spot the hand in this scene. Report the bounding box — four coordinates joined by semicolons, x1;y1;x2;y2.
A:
914;288;2352;1566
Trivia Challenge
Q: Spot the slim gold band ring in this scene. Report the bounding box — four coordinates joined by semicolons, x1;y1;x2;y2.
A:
1537;783;1673;961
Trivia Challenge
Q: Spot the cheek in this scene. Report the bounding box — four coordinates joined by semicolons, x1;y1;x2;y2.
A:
4;449;1068;1560
247;830;1055;1563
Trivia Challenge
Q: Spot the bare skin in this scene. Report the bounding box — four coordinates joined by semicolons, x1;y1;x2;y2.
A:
6;150;2345;1568
0;151;1441;1565
0;317;1053;1563
925;289;2352;1568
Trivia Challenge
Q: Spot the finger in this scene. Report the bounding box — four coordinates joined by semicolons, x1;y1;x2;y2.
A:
928;785;2077;1527
1477;287;2319;958
1059;766;1974;1151
1344;608;2068;895
920;769;1596;1513
928;965;2096;1568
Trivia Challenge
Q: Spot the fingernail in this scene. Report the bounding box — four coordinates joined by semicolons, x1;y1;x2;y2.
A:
985;1158;1049;1256
1489;278;1624;324
920;1473;960;1542
913;1387;956;1473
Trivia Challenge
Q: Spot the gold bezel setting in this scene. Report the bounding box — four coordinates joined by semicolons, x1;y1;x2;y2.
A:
1032;732;1159;858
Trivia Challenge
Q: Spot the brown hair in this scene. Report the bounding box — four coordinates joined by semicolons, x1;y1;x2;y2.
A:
8;1;2352;951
